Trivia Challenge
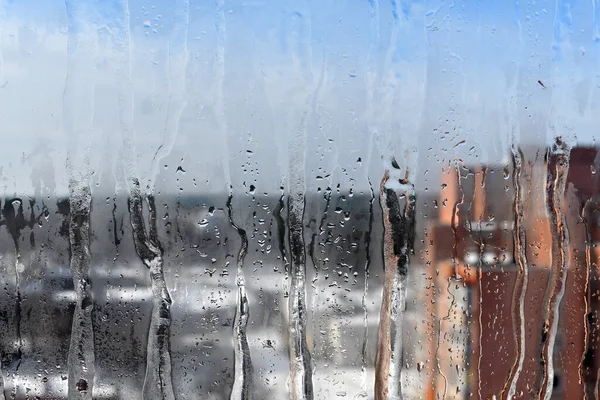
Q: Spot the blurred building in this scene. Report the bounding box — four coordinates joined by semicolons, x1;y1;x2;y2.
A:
426;146;600;399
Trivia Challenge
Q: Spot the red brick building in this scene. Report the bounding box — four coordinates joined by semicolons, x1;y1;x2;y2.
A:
425;147;600;399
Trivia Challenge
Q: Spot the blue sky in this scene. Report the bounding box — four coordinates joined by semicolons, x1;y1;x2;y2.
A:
0;0;598;195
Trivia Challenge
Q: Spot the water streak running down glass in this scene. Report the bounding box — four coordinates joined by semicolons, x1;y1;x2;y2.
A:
1;0;600;399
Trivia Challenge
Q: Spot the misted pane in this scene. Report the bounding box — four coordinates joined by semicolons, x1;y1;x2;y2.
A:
0;1;597;399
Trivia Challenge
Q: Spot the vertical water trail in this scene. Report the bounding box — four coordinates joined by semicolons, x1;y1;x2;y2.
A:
307;187;331;357
362;1;380;391
287;108;314;400
579;199;592;400
371;0;399;165
500;148;529;400
307;53;333;369
148;0;189;188
63;1;96;398
66;188;95;400
432;166;463;400
374;160;416;400
537;0;577;397
592;3;600;396
110;0;137;190
452;167;465;396
500;2;528;397
360;178;375;396
286;3;320;398
212;1;255;395
474;168;486;400
464;166;481;400
369;3;422;398
129;185;175;400
214;0;230;185
274;192;289;271
592;1;600;398
2;200;26;400
273;189;291;351
112;2;174;399
226;195;252;400
356;0;380;394
537;139;571;400
0;229;4;395
476;238;484;400
308;189;331;280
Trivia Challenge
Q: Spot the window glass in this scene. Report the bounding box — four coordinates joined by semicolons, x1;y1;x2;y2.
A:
0;1;598;399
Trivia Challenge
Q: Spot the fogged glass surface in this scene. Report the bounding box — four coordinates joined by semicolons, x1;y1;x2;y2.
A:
1;0;600;399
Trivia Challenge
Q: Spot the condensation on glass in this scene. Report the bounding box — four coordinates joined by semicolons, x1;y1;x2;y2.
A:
0;0;598;399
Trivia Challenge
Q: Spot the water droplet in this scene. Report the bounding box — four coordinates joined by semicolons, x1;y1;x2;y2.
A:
198;219;209;228
76;379;88;392
143;21;151;28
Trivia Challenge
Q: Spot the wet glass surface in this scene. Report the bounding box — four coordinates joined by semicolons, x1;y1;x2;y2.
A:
1;1;600;399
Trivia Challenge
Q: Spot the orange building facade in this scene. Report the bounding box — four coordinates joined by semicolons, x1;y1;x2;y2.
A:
423;147;600;399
